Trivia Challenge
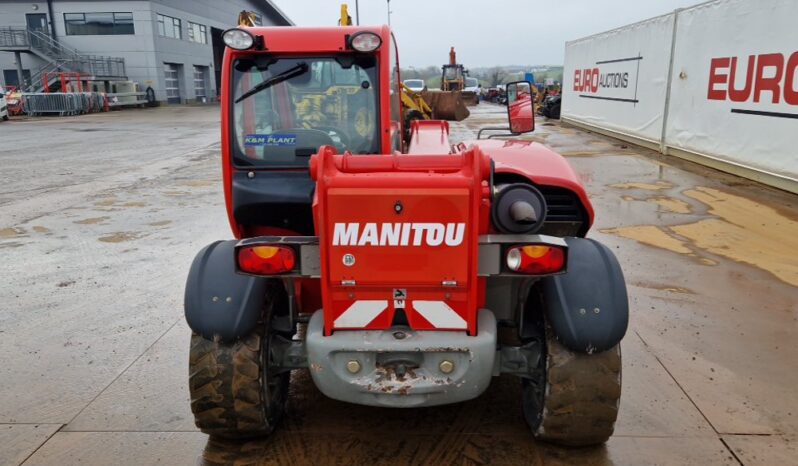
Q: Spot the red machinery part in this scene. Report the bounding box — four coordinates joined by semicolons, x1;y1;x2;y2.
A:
311;145;491;335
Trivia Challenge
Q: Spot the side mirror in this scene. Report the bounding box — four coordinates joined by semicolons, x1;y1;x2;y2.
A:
506;80;534;134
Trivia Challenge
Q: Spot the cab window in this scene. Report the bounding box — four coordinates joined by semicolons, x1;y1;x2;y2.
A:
231;55;380;167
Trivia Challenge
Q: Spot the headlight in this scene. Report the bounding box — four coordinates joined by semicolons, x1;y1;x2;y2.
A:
349;31;382;52
222;28;255;50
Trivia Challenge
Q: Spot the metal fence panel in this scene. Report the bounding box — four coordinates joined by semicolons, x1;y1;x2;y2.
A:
22;92;107;116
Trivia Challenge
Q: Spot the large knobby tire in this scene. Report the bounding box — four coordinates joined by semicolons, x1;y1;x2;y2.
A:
188;283;291;440
523;333;622;447
189;327;288;439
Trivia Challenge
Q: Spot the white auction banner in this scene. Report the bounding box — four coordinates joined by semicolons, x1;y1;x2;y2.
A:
562;0;798;191
666;0;798;180
562;13;675;144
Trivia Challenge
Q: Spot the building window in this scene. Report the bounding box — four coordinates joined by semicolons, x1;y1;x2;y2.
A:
164;63;181;103
64;12;134;35
157;14;181;39
193;66;208;101
3;69;32;88
187;22;207;44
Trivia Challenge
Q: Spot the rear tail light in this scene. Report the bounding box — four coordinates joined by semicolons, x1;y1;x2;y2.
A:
506;245;565;274
238;246;295;275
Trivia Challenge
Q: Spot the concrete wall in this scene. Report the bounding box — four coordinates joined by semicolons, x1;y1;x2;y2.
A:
0;0;290;101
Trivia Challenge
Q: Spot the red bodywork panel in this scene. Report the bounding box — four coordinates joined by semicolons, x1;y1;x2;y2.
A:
462;139;595;228
406;120;452;155
311;146;491;335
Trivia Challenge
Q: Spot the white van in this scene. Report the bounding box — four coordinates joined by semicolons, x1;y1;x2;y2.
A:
402;79;426;92
464;77;480;94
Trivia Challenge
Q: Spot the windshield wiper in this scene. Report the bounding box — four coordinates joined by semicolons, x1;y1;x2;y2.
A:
235;63;309;103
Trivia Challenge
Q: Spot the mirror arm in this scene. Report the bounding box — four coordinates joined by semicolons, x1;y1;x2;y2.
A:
477;126;513;139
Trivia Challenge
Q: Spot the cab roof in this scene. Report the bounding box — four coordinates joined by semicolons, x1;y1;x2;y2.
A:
240;25;389;54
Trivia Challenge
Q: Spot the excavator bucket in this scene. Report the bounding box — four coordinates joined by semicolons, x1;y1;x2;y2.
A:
421;91;470;121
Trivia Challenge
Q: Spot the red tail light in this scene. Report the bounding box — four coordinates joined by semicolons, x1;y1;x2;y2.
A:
238;246;295;275
506;245;565;274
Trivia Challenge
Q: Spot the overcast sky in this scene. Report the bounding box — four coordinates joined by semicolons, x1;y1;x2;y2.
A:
277;0;701;67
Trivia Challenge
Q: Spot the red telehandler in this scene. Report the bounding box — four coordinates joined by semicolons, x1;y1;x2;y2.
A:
185;25;628;446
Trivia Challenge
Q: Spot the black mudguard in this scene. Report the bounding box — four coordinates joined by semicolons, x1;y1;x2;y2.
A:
184;240;269;342
539;237;628;353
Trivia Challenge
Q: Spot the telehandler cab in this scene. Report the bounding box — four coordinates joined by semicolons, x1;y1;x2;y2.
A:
185;25;628;446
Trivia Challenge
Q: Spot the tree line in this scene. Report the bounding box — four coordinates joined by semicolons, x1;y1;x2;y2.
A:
401;66;564;88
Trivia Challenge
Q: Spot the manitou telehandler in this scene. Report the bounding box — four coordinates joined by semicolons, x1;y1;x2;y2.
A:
185;25;628;447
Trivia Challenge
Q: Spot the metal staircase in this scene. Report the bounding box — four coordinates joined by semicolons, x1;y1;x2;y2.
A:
0;27;126;92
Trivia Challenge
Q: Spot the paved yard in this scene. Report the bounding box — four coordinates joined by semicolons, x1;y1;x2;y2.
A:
0;104;796;465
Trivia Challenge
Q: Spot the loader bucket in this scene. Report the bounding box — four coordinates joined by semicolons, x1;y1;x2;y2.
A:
420;90;470;121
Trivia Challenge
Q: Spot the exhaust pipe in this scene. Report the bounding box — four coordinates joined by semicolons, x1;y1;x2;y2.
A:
492;183;547;234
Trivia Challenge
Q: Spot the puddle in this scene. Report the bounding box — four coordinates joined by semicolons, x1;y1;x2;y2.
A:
0;227;26;237
560;150;600;157
602;225;693;255
646;197;692;214
631;281;696;294
610;181;674;191
75;217;109;225
98;232;143;243
605;187;798;287
94;198;117;207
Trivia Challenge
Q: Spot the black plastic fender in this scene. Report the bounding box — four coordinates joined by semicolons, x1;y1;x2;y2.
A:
184;240;269;342
539;237;628;353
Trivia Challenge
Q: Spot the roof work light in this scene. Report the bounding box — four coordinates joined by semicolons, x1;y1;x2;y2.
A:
223;28;255;50
349;31;381;52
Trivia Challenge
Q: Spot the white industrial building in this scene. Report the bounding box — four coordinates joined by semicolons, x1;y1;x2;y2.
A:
0;0;292;102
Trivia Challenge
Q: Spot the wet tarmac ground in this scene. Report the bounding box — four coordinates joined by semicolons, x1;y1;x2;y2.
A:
1;104;796;465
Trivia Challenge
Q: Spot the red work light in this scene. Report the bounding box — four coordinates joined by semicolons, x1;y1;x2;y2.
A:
506;245;565;274
238;246;296;275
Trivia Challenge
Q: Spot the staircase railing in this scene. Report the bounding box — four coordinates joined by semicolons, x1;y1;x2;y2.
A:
0;27;127;91
0;27;30;48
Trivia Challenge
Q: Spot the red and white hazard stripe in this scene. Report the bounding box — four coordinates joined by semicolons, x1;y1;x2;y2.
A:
334;300;388;328
411;301;467;329
333;300;466;329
